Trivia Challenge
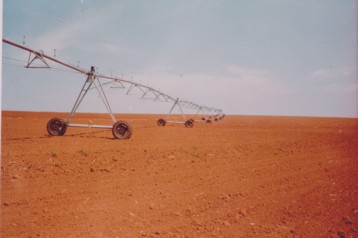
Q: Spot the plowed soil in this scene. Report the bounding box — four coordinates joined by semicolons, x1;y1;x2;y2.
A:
1;111;358;238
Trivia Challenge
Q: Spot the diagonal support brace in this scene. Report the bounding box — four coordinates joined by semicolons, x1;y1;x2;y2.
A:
26;51;51;68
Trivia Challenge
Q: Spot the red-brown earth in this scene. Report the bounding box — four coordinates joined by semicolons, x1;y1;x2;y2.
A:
1;111;358;237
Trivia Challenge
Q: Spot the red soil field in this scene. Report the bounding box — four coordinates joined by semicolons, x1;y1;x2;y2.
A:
1;111;358;237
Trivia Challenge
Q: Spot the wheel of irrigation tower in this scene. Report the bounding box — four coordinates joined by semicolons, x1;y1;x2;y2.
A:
157;118;166;126
184;120;194;128
47;118;67;136
112;121;133;139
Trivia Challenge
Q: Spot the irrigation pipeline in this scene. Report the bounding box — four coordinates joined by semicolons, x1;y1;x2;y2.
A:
3;37;224;139
3;38;87;74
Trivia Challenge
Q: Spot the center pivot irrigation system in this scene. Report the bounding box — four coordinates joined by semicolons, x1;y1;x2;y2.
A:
3;38;225;139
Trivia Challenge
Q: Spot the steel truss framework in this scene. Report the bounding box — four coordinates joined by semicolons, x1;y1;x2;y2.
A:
3;38;224;139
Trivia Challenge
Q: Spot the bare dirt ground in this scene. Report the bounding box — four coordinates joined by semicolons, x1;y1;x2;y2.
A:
1;111;358;238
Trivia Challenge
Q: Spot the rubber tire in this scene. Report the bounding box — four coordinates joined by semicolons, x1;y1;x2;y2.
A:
112;121;132;139
47;118;67;136
184;120;194;128
157;118;166;126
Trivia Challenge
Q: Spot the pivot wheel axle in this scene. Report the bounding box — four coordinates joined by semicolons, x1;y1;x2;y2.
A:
184;120;194;128
47;118;67;136
157;118;166;126
112;121;133;139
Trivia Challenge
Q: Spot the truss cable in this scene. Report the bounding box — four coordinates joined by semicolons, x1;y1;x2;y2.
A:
3;55;83;75
3;55;28;63
2;62;28;68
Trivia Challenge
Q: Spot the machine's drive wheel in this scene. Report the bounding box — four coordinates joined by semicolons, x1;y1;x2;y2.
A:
184;120;194;128
157;118;166;126
47;118;67;136
112;121;132;139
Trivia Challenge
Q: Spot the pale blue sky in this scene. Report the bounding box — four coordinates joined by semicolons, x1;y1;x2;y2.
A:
2;0;357;117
